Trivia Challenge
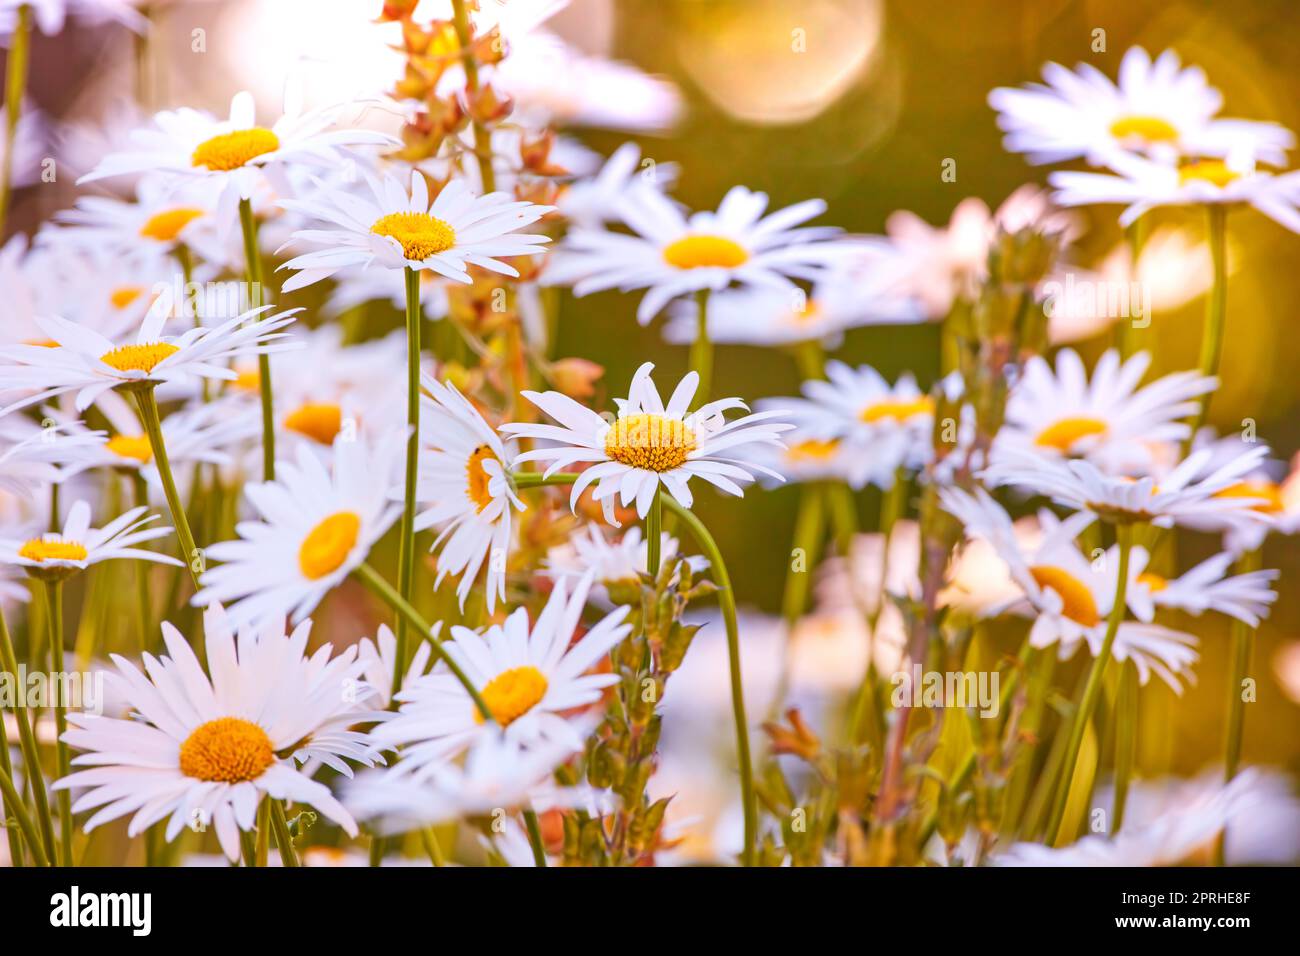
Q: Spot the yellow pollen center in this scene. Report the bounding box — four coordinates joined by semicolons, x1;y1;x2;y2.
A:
662;234;750;269
1136;571;1168;593
98;341;180;373
1179;159;1240;188
140;207;205;242
106;434;153;463
178;717;275;783
1029;565;1100;627
466;444;499;513
370;212;457;261
860;396;934;424
284;402;343;445
191;127;281;172
298;512;361;580
475;666;549;726
18;538;88;563
1108;115;1180;144
1214;480;1285;514
110;286;144;310
604;414;697;472
788;438;840;461
1034;416;1109;453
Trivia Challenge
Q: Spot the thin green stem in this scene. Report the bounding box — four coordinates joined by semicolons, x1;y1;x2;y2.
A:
131;384;202;589
353;562;494;723
269;799;300;867
0;3;32;236
1117;214;1148;359
522;808;548;867
0;755;45;866
1188;205;1228;445
419;827;445;866
645;485;663;576
395;266;422;699
1111;659;1138;835
1045;527;1133;844
238;196;276;481
689;288;713;403
449;0;496;193
131;472;154;652
44;580;73;866
771;483;826;718
0;605;56;861
0;668;27;865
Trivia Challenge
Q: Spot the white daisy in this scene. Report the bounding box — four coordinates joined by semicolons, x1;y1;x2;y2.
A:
0;498;181;578
372;571;630;767
543;184;847;324
357;624;434;710
53;174;221;254
277;170;553;292
0;417;106;497
503;362;793;520
557;142;677;228
53;604;379;862
663;277;874;349
544;522;702;603
1174;433;1300;553
1126;546;1278;627
994;348;1215;474
192;429;404;628
989;46;1294;167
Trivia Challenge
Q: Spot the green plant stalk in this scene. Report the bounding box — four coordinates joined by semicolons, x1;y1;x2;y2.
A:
1001;648;1057;836
0;755;45;866
0;3;32;236
0;606;56;861
419;827;445;866
449;0;496;193
770;482;826;719
269;799;300;867
353;562;494;723
0;678;27;865
1045;528;1133;844
394;266;423;699
1117;214;1148;359
238;196;276;481
645;485;663;576
131;384;202;589
131;471;154;652
1187;205;1228;444
689;288;713;403
1111;659;1139;835
44;580;73;866
523;808;548;867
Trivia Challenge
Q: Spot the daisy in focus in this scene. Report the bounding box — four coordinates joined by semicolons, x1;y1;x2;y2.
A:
0;498;181;578
54;605;380;862
503;362;793;519
192;430;403;628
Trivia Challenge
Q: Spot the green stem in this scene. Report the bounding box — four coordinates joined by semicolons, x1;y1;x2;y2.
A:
791;338;825;380
395;266;422;699
269;799;300;867
1117;214;1148;359
0;3;32;237
44;580;73;866
0;606;56;862
419;827;445;866
770;483;826;718
522;808;548;867
131;384;202;589
645;485;662;576
131;472;154;652
0;667;27;865
449;0;496;193
0;754;45;866
353;562;494;723
1045;527;1133;844
1188;205;1228;444
1111;659;1138;835
238;196;276;481
689;288;713;403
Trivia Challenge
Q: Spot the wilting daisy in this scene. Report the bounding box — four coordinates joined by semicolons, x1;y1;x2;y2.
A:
504;362;793;519
989;46;1294;167
406;376;523;612
373;572;630;767
192;430;403;628
0;499;180;578
1126;546;1277;626
544;185;847;324
277;170;553;291
0;302;298;416
1050;149;1300;232
54;604;379;862
994;348;1215;474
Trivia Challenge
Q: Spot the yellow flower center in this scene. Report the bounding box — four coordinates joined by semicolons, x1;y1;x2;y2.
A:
18;538;88;563
860;396;934;424
1029;565;1100;627
178;717;275;783
604;413;697;472
99;342;180;373
298;512;361;580
110;286;145;310
1136;571;1168;593
1034;416;1109;453
475;665;549;726
466;444;499;513
1214;480;1285;514
233;366;261;392
370;212;457;261
191;127;281;172
1108;115;1180;144
1179;159;1240;188
787;438;840;461
140;207;205;242
284;402;343;445
662;234;749;269
106;434;153;463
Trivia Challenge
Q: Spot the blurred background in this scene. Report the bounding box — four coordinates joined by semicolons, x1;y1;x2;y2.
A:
7;0;1299;786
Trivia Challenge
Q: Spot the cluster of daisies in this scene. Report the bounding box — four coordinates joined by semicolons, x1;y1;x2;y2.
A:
0;0;1298;869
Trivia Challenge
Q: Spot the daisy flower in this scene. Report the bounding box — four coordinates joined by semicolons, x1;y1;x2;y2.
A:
53;174;220;254
993;348;1215;474
404;375;523;612
503;362;793;519
0;417;106;497
192;429;403;628
1175;433;1300;553
77;89;396;209
372;572;630;767
53;604;380;862
0;499;181;579
544;522;702;603
1126;546;1278;627
1050;149;1300;232
557;142;677;229
277;170;553;292
543;184;846;324
0;301;299;417
357;624;434;711
989;46;1294;167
